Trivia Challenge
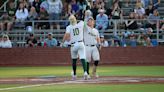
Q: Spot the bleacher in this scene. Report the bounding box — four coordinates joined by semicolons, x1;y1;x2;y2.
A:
0;0;164;47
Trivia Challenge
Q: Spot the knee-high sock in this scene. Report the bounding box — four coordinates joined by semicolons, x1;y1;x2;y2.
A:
93;61;99;74
72;59;77;75
80;59;87;72
86;62;90;74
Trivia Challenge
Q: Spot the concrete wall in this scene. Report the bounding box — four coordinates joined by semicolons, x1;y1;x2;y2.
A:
0;47;164;66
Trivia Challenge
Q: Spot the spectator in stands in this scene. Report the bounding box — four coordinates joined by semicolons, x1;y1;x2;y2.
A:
1;34;12;48
70;0;79;17
146;9;160;29
44;32;58;47
26;33;38;47
90;1;99;20
32;0;41;13
144;0;151;8
40;0;49;12
95;9;109;34
60;4;73;28
28;7;38;20
111;0;123;19
7;1;16;19
27;6;38;26
15;2;29;22
47;0;63;29
145;4;155;16
134;3;145;19
77;0;89;20
100;35;109;47
37;7;49;29
17;0;30;9
161;24;164;30
0;12;13;31
95;0;105;9
125;12;138;30
150;0;160;9
0;35;2;48
137;32;152;46
136;0;145;8
84;10;92;21
160;20;164;30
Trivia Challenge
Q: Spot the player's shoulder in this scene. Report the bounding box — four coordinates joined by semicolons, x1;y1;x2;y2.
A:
77;20;84;25
93;28;99;32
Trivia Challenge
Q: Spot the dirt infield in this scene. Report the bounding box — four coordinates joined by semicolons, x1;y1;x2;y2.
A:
0;76;164;85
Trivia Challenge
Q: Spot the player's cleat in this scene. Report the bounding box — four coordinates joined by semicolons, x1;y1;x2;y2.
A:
92;72;99;79
71;71;77;80
83;72;88;80
72;75;77;80
87;75;91;79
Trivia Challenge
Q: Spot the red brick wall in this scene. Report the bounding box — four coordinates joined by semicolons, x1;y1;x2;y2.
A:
0;47;164;66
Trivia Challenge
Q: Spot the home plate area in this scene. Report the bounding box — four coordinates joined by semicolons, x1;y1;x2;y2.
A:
0;76;164;84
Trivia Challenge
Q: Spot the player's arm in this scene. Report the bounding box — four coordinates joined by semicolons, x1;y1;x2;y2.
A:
96;30;101;50
62;33;70;43
61;26;70;47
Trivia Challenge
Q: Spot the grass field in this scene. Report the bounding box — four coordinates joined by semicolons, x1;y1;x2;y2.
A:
0;66;164;92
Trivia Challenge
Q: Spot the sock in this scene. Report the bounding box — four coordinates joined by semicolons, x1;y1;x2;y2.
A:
94;60;99;66
80;59;87;72
86;62;90;74
72;59;77;75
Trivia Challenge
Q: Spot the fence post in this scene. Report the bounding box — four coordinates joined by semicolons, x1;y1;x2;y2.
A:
32;21;35;33
156;20;160;43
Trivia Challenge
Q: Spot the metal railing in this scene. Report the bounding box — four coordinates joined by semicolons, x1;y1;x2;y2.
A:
0;19;163;47
0;0;10;12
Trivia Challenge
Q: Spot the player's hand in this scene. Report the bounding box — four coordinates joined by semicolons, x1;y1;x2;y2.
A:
96;43;101;51
60;42;64;48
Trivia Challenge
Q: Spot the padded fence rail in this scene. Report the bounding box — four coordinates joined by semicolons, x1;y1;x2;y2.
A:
0;47;164;66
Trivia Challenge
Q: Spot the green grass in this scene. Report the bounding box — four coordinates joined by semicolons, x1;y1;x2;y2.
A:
0;84;164;92
0;66;164;78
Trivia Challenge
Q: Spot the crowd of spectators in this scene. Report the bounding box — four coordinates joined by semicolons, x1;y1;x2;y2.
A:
0;0;164;47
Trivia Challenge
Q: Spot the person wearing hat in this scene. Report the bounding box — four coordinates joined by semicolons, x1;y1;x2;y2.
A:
84;16;101;78
26;33;38;47
44;32;58;47
95;8;109;34
100;35;109;47
0;12;13;31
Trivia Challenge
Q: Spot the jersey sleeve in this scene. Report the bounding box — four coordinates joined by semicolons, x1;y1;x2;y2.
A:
78;21;84;27
66;26;70;33
95;29;100;38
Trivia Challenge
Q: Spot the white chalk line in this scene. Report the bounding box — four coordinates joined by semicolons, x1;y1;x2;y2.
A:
0;80;92;91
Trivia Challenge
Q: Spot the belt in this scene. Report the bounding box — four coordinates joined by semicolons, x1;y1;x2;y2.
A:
71;40;83;44
86;45;96;47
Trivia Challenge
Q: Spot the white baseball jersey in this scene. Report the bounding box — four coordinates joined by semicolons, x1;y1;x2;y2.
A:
84;26;100;62
84;26;99;45
66;21;84;43
66;21;86;59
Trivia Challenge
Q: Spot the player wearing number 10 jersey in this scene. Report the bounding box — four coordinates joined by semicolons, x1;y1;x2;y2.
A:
62;15;88;80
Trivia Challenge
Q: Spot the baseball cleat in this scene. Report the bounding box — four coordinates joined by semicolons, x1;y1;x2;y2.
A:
87;75;91;79
83;72;88;80
71;71;77;80
72;75;77;80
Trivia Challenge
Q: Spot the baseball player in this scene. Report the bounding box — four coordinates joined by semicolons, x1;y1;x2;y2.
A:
61;15;88;80
84;16;101;78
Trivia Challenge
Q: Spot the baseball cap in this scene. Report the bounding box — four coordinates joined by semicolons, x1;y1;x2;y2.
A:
98;9;105;13
100;35;104;38
48;32;53;35
87;16;94;21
